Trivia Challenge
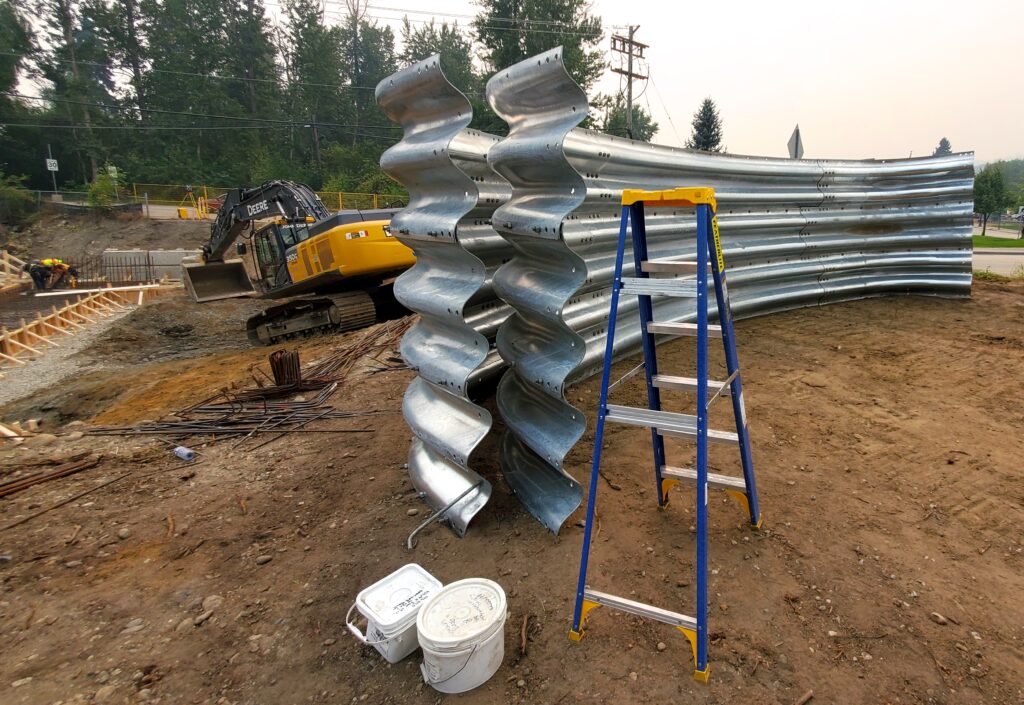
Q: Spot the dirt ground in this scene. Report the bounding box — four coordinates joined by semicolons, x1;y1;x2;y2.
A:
1;282;1022;705
2;213;208;260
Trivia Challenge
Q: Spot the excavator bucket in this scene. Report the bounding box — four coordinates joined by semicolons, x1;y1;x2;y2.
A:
181;259;255;302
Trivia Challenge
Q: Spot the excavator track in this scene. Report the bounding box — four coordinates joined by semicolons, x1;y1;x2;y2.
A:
245;291;378;346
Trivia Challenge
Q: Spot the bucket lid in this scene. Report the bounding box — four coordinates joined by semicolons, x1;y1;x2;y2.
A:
416;578;507;651
356;563;442;634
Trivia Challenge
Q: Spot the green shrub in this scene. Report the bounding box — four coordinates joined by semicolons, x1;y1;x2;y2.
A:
87;172;115;208
0;170;35;225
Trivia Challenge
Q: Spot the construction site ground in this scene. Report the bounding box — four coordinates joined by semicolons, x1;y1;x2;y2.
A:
1;280;1022;705
2;213;206;260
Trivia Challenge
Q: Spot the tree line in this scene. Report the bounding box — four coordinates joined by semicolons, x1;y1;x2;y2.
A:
0;0;668;195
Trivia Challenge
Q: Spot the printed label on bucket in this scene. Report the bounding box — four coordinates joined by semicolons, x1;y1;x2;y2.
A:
386;588;433;621
439;592;497;636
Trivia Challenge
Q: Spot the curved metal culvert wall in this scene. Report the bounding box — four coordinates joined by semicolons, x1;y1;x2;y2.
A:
376;56;514;535
484;48;973;533
378;50;973;536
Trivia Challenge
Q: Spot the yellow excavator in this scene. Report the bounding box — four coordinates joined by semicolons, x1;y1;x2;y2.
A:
181;180;414;345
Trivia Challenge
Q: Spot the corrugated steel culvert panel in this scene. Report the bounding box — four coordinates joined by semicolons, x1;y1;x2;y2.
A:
378;48;973;536
376;56;513;535
485;48;972;533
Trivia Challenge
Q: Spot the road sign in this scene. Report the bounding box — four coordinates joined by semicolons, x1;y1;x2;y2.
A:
787;125;804;159
46;159;59;172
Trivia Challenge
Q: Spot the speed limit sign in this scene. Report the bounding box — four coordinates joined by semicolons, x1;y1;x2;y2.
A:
46;159;58;171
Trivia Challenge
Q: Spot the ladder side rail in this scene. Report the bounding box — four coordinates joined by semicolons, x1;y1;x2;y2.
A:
571;205;632;637
708;215;762;528
694;203;712;678
628;201;669;507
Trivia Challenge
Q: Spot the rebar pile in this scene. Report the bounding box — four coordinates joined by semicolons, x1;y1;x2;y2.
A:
88;317;413;448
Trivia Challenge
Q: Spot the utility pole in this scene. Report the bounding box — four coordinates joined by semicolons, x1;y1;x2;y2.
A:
611;26;647;139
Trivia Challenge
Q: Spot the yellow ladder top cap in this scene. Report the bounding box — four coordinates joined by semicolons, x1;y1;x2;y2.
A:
621;187;717;211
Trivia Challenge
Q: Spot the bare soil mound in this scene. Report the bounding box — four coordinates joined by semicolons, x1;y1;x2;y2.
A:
1;212;208;260
84;291;269;365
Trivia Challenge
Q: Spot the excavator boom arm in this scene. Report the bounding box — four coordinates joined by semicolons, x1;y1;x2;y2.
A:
202;180;331;262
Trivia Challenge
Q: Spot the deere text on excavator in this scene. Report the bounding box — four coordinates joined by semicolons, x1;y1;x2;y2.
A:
181;180;414;345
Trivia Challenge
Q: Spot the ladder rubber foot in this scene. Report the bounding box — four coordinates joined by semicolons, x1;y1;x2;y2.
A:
693;666;711;684
568;629;585;642
750;513;764;530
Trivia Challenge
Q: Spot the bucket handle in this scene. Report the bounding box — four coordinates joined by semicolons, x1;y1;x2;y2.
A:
345;602;391;646
420;644;478;686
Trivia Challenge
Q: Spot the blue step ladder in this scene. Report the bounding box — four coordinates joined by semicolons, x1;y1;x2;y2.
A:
568;187;763;683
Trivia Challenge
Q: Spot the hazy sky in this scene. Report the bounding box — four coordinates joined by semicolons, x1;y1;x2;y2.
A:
362;0;1022;163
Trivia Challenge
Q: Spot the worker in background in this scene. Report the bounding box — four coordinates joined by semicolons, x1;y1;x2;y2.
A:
48;261;78;289
23;260;52;291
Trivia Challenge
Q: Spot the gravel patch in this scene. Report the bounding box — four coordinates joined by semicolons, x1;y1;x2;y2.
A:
0;308;133;408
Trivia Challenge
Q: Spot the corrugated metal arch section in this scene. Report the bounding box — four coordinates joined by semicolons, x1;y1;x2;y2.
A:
486;48;973;533
376;56;514;535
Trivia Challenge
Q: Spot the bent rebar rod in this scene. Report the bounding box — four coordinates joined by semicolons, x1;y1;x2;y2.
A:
376;56;513;535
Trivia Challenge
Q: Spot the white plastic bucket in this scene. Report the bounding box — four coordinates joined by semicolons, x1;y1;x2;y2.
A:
346;563;442;664
416;578;507;693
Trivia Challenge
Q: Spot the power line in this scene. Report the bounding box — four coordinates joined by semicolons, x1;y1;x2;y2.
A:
0;51;380;91
366;4;622;30
0;122;288;131
348;12;604;39
649;74;684;147
2;91;402;131
0;121;399;142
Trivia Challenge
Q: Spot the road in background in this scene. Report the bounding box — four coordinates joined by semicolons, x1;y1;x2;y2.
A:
974;248;1024;275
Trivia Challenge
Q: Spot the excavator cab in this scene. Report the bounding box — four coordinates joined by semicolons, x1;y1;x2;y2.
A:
252;223;297;293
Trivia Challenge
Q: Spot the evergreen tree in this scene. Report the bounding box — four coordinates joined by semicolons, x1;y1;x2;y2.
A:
0;0;33;95
0;0;43;185
601;94;657;141
933;137;952;156
686;97;724;153
224;0;280;118
280;0;347;184
399;18;478;96
338;1;397;146
33;0;117;180
473;0;603;92
94;0;147;116
135;0;282;183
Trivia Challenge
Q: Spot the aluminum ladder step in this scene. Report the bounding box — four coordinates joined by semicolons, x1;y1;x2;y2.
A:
583;588;697;630
652;374;731;395
641;259;707;274
605;404;739;445
661;465;747;492
647;321;722;338
620;277;697;298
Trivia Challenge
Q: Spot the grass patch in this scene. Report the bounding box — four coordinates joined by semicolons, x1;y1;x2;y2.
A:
973;235;1024;248
975;265;1024;282
974;269;1012;282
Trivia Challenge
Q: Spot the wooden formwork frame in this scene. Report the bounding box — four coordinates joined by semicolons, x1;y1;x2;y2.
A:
0;250;28;284
0;285;173;370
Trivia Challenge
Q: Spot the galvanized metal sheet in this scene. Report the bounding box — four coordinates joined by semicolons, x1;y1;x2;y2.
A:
376;56;513;535
485;48;973;533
